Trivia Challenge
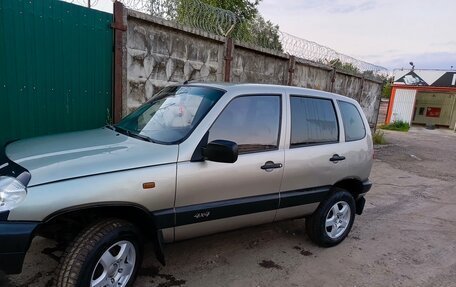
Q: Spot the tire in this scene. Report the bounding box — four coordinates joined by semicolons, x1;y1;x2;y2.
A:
305;189;355;247
56;219;142;287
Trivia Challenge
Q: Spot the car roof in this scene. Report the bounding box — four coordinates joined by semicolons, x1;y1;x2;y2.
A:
185;82;358;104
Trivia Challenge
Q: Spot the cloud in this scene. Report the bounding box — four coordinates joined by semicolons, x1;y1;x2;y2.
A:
431;41;456;47
329;1;376;13
374;52;456;70
261;0;377;14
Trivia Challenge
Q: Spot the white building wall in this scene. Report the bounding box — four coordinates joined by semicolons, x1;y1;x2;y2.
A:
391;89;417;124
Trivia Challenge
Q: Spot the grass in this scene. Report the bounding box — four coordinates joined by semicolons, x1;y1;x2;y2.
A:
380;120;410;132
372;130;387;145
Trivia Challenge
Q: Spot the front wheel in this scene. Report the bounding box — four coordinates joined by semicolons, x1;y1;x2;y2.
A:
306;189;355;247
56;219;142;287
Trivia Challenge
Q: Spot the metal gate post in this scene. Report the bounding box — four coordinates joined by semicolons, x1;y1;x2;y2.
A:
112;1;127;123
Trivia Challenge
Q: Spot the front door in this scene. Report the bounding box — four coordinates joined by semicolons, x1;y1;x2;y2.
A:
175;95;284;241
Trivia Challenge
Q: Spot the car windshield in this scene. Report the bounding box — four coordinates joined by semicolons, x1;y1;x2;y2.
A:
115;86;225;144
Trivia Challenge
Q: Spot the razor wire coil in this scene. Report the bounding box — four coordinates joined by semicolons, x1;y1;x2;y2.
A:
70;0;387;74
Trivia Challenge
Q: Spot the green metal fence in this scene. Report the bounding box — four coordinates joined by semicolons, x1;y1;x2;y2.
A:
0;0;113;148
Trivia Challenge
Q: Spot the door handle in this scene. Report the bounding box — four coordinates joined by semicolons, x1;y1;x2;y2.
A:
330;154;346;162
261;161;283;170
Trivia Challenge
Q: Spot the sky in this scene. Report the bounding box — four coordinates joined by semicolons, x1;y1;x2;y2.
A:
257;0;456;70
77;0;456;71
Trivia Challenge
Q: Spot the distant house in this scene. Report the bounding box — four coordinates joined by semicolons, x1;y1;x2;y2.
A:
386;69;456;130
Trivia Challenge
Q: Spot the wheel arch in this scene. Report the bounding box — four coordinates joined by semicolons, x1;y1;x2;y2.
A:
39;202;153;238
36;202;166;264
35;202;165;265
333;177;369;215
333;177;364;198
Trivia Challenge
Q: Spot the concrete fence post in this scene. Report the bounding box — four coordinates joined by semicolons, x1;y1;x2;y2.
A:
373;80;387;131
224;37;234;82
358;76;365;102
287;56;296;86
329;68;336;92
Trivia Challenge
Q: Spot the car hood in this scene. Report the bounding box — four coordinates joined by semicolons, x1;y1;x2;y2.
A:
5;128;178;186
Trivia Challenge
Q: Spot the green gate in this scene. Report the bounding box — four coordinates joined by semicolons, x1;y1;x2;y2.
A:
0;0;113;148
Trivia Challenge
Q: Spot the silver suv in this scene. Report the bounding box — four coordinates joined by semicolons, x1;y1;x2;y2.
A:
0;83;373;287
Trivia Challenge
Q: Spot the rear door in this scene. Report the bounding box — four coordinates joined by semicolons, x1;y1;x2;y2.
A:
174;94;285;241
336;100;372;181
276;94;347;221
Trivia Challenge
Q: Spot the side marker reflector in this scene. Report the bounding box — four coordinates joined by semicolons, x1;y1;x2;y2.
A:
143;182;156;189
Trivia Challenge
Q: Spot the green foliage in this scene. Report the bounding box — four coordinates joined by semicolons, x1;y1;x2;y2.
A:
382;82;392;99
328;59;360;74
233;15;282;50
380;120;410;132
381;77;394;99
172;0;283;51
201;0;260;21
372;130;387;145
203;0;282;50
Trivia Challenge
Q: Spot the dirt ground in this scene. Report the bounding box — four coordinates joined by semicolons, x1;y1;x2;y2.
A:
5;127;456;287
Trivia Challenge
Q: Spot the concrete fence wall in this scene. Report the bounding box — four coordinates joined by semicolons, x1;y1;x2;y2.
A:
122;8;384;126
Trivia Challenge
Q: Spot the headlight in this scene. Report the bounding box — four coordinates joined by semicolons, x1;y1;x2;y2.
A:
0;176;27;212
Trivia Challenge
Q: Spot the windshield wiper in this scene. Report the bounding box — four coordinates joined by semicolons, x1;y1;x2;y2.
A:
112;126;157;143
105;124;116;131
128;131;156;143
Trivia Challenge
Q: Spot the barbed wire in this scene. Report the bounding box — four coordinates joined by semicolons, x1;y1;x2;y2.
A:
121;0;238;36
278;31;387;73
69;0;387;74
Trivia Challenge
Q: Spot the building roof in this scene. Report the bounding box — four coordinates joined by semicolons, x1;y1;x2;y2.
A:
394;69;456;88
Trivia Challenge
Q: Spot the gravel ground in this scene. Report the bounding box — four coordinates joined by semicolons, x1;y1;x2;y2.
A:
5;126;456;287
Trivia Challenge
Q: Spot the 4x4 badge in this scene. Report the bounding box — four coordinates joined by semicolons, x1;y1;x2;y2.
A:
194;211;211;219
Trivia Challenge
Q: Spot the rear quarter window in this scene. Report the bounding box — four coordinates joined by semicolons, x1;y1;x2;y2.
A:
338;101;366;141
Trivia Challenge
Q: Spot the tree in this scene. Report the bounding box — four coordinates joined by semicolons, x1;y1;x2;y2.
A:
233;15;282;50
150;0;283;51
200;0;282;51
381;77;394;99
201;0;260;22
328;59;360;74
250;16;282;50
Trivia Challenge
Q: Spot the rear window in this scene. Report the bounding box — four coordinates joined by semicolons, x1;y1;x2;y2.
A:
338;101;366;141
290;96;339;146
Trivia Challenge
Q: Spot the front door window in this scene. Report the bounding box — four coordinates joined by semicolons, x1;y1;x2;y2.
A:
208;95;281;154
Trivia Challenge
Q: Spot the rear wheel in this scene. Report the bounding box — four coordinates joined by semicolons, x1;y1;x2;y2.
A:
306;189;355;247
56;219;142;287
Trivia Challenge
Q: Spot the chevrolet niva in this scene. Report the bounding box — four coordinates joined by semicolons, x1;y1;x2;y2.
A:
0;83;372;287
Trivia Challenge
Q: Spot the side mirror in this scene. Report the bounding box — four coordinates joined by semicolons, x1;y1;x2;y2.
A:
203;140;238;163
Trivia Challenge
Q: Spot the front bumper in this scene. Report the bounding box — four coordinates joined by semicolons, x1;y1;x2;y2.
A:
0;221;39;274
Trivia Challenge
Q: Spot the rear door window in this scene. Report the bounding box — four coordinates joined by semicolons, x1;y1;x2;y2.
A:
338;101;366;141
290;96;339;146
